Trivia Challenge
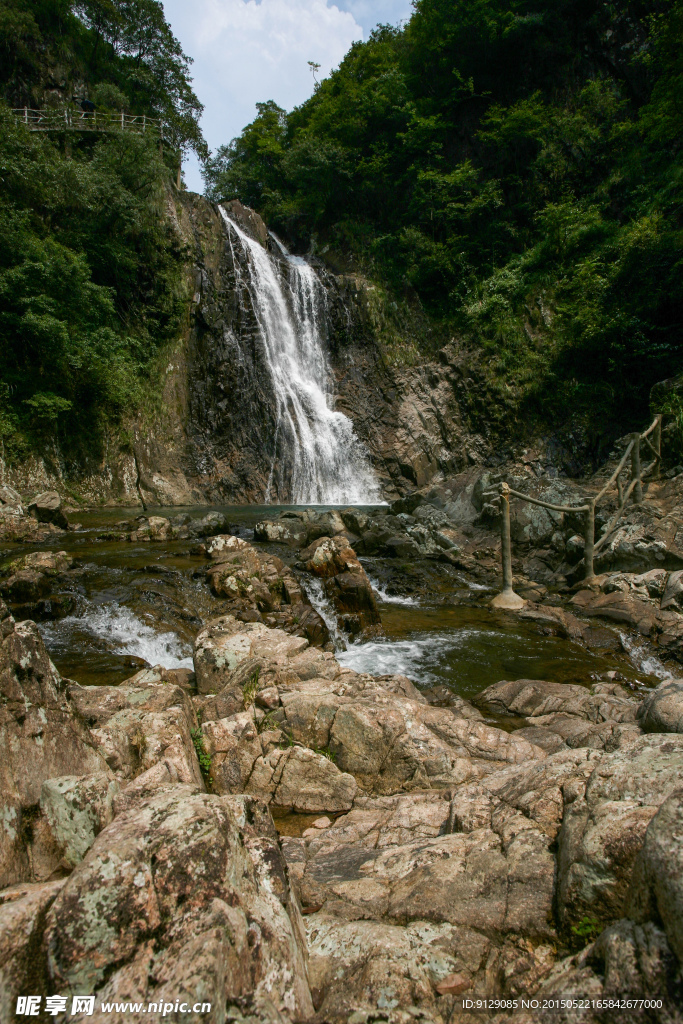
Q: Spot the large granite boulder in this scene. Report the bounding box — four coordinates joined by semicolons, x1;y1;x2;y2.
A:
204;535;330;644
0;612;109;889
637;677;683;733
628;787;683;964
0;879;66;1019
0;551;76;621
37;789;314;1021
474;678;642;751
556;733;683;936
68;674;203;786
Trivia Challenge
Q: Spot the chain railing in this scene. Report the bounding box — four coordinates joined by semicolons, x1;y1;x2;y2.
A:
12;107;162;136
490;414;663;609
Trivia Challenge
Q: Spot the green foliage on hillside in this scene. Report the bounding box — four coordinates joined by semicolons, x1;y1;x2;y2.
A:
0;0;203;464
205;0;683;448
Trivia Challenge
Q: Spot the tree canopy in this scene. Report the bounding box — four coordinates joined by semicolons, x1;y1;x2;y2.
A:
205;0;683;448
0;0;202;463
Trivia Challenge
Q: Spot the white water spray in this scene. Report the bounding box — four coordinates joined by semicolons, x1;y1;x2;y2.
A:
220;207;382;505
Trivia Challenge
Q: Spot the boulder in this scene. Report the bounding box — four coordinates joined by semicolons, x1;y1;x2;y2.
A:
628;787;683;964
254;518;309;546
68;675;203;786
201;711;263;793
204;536;330;645
285;808;555;943
0;568;49;603
306;915;479;1021
40;774;120;869
0;879;66;1019
43;788;314;1020
113;758;191;815
536;918;681;1022
11;550;73;575
556;734;683;936
189;511;229;538
636;677;683;733
0;618;109;888
193;614;339;698
474;678;642;751
194;616;284;695
474;678;638;724
27;491;68;530
570;589;659;635
277;678;545;796
300;535;381;639
0;483;23;512
247;745;358;813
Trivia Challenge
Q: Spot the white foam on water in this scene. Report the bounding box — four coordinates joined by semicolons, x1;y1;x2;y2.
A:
337;633;464;683
221;208;382;505
365;574;418;606
40;602;193;670
619;632;672;681
302;577;347;651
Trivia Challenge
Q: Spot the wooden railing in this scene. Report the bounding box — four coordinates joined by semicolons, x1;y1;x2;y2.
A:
491;414;663;609
12;107;162;136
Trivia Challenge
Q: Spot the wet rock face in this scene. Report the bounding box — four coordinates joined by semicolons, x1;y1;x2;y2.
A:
204;535;330;646
0;550;76;622
299;534;382;640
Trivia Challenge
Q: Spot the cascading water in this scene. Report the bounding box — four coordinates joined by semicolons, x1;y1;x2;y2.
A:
219;207;382;505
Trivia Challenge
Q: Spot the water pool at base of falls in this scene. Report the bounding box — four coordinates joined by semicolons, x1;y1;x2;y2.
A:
1;504;669;694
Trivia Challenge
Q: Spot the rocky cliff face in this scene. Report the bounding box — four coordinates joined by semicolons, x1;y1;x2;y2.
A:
2;193;573;507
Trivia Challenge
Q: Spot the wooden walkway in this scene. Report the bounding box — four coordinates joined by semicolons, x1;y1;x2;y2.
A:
491;415;664;605
12;108;162;136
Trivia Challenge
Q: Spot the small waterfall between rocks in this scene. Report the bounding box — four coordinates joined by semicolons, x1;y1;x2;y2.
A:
219;206;382;505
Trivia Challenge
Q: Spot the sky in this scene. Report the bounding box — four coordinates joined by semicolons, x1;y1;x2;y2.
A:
161;0;414;192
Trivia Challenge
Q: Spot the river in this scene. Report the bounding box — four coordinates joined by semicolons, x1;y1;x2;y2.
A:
3;504;670;701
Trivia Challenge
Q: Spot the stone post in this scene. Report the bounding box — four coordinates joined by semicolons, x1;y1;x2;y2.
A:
490;483;525;610
584;497;595;580
631;433;643;503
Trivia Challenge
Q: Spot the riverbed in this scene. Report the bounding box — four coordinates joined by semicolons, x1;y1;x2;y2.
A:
1;504;670;696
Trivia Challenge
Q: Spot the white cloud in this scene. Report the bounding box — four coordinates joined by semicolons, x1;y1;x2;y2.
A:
163;0;364;191
335;0;413;31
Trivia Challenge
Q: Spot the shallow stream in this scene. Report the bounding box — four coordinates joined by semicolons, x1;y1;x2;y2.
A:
1;504;670;696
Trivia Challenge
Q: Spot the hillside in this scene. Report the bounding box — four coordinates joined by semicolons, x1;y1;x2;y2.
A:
0;0;204;470
204;0;683;462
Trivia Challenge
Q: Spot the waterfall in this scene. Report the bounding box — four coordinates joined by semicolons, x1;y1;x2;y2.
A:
219;207;382;505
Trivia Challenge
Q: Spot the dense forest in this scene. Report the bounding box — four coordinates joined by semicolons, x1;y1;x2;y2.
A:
205;0;683;452
0;0;204;464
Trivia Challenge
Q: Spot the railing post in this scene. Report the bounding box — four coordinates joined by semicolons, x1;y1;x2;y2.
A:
584;497;595;580
121;111;125;129
491;483;525;610
24;106;27;123
653;414;662;480
631;432;643;503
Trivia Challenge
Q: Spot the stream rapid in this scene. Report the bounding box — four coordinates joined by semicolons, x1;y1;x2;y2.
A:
3;504;670;698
